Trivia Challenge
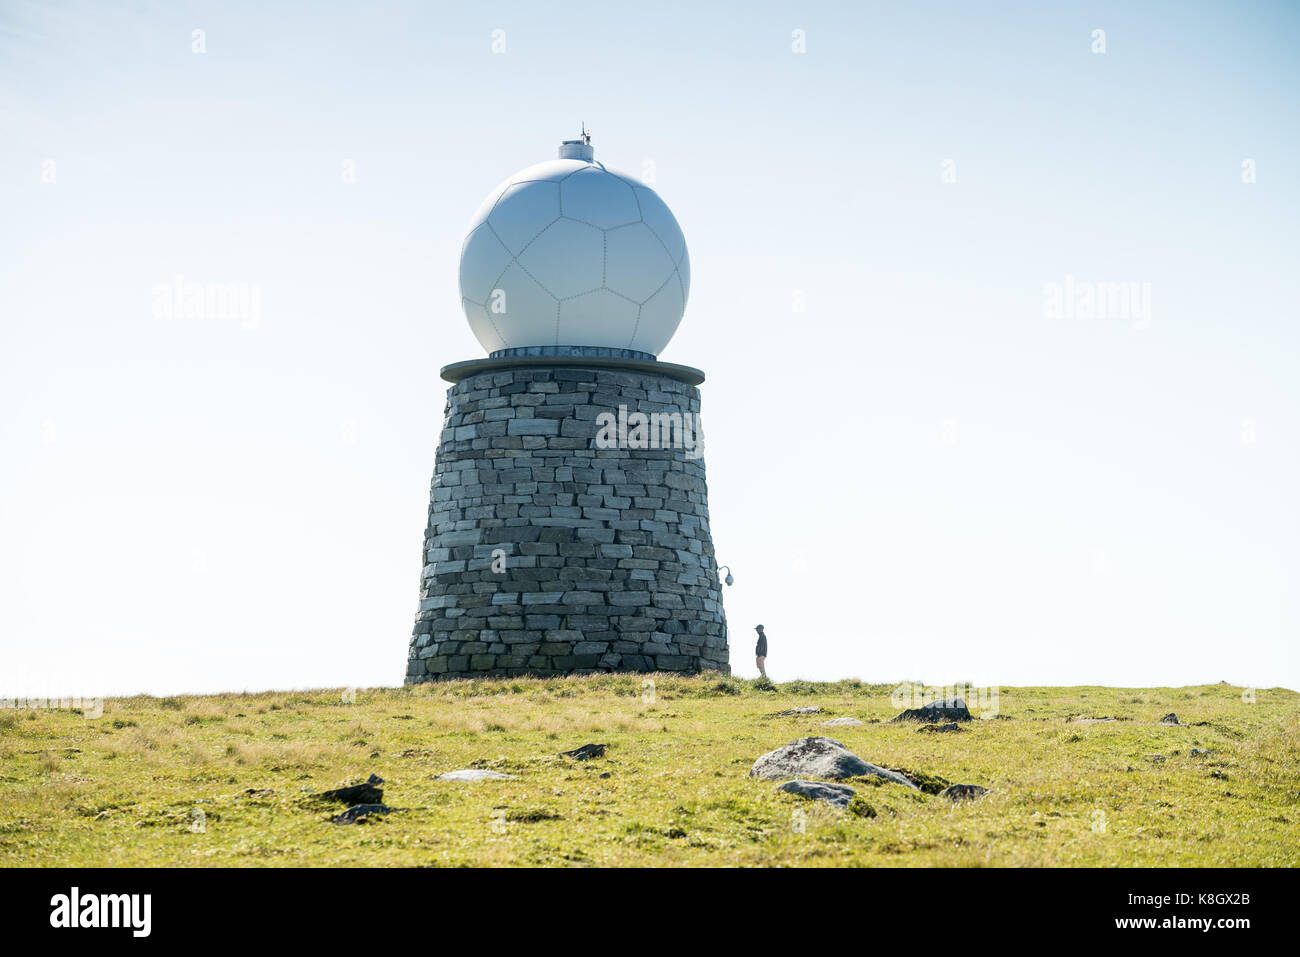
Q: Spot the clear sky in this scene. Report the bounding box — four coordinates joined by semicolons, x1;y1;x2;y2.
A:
2;1;1297;697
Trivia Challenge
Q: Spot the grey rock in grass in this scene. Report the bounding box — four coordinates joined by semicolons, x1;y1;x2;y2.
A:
892;698;972;723
332;803;393;824
1191;748;1214;757
750;736;918;788
1159;713;1180;725
939;784;989;802
917;722;962;733
1145;754;1168;763
777;779;857;809
319;773;384;806
435;769;517;781
776;706;821;716
822;716;864;727
559;743;606;760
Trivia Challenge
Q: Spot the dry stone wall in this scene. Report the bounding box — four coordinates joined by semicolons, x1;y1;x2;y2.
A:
406;364;728;681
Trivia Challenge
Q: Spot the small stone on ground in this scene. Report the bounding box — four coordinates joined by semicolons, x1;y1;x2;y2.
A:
892;698;972;723
777;779;856;808
319;773;384;806
560;743;607;760
939;784;989;802
750;737;918;788
435;769;516;781
332;803;393;824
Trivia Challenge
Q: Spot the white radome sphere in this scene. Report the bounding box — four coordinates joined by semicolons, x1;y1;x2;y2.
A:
459;140;690;357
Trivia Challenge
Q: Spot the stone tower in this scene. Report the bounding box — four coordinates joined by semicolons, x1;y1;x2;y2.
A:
405;135;728;682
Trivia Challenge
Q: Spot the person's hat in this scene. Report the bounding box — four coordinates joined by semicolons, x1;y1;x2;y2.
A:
755;624;764;630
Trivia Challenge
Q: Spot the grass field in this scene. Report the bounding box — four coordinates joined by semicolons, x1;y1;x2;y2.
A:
2;675;1296;867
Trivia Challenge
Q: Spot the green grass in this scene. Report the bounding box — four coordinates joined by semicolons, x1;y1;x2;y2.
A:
2;676;1296;866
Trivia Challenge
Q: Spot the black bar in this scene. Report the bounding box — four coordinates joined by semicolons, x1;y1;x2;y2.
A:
0;867;1291;942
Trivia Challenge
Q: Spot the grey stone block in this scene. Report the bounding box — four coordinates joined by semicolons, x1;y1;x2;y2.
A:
655;655;691;671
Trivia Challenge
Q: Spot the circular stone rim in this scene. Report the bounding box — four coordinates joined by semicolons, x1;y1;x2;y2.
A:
440;354;705;385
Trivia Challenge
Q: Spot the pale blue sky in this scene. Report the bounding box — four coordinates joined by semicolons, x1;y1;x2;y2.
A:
2;1;1297;696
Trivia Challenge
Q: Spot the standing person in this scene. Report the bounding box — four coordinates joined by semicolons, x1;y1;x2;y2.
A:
754;624;768;678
